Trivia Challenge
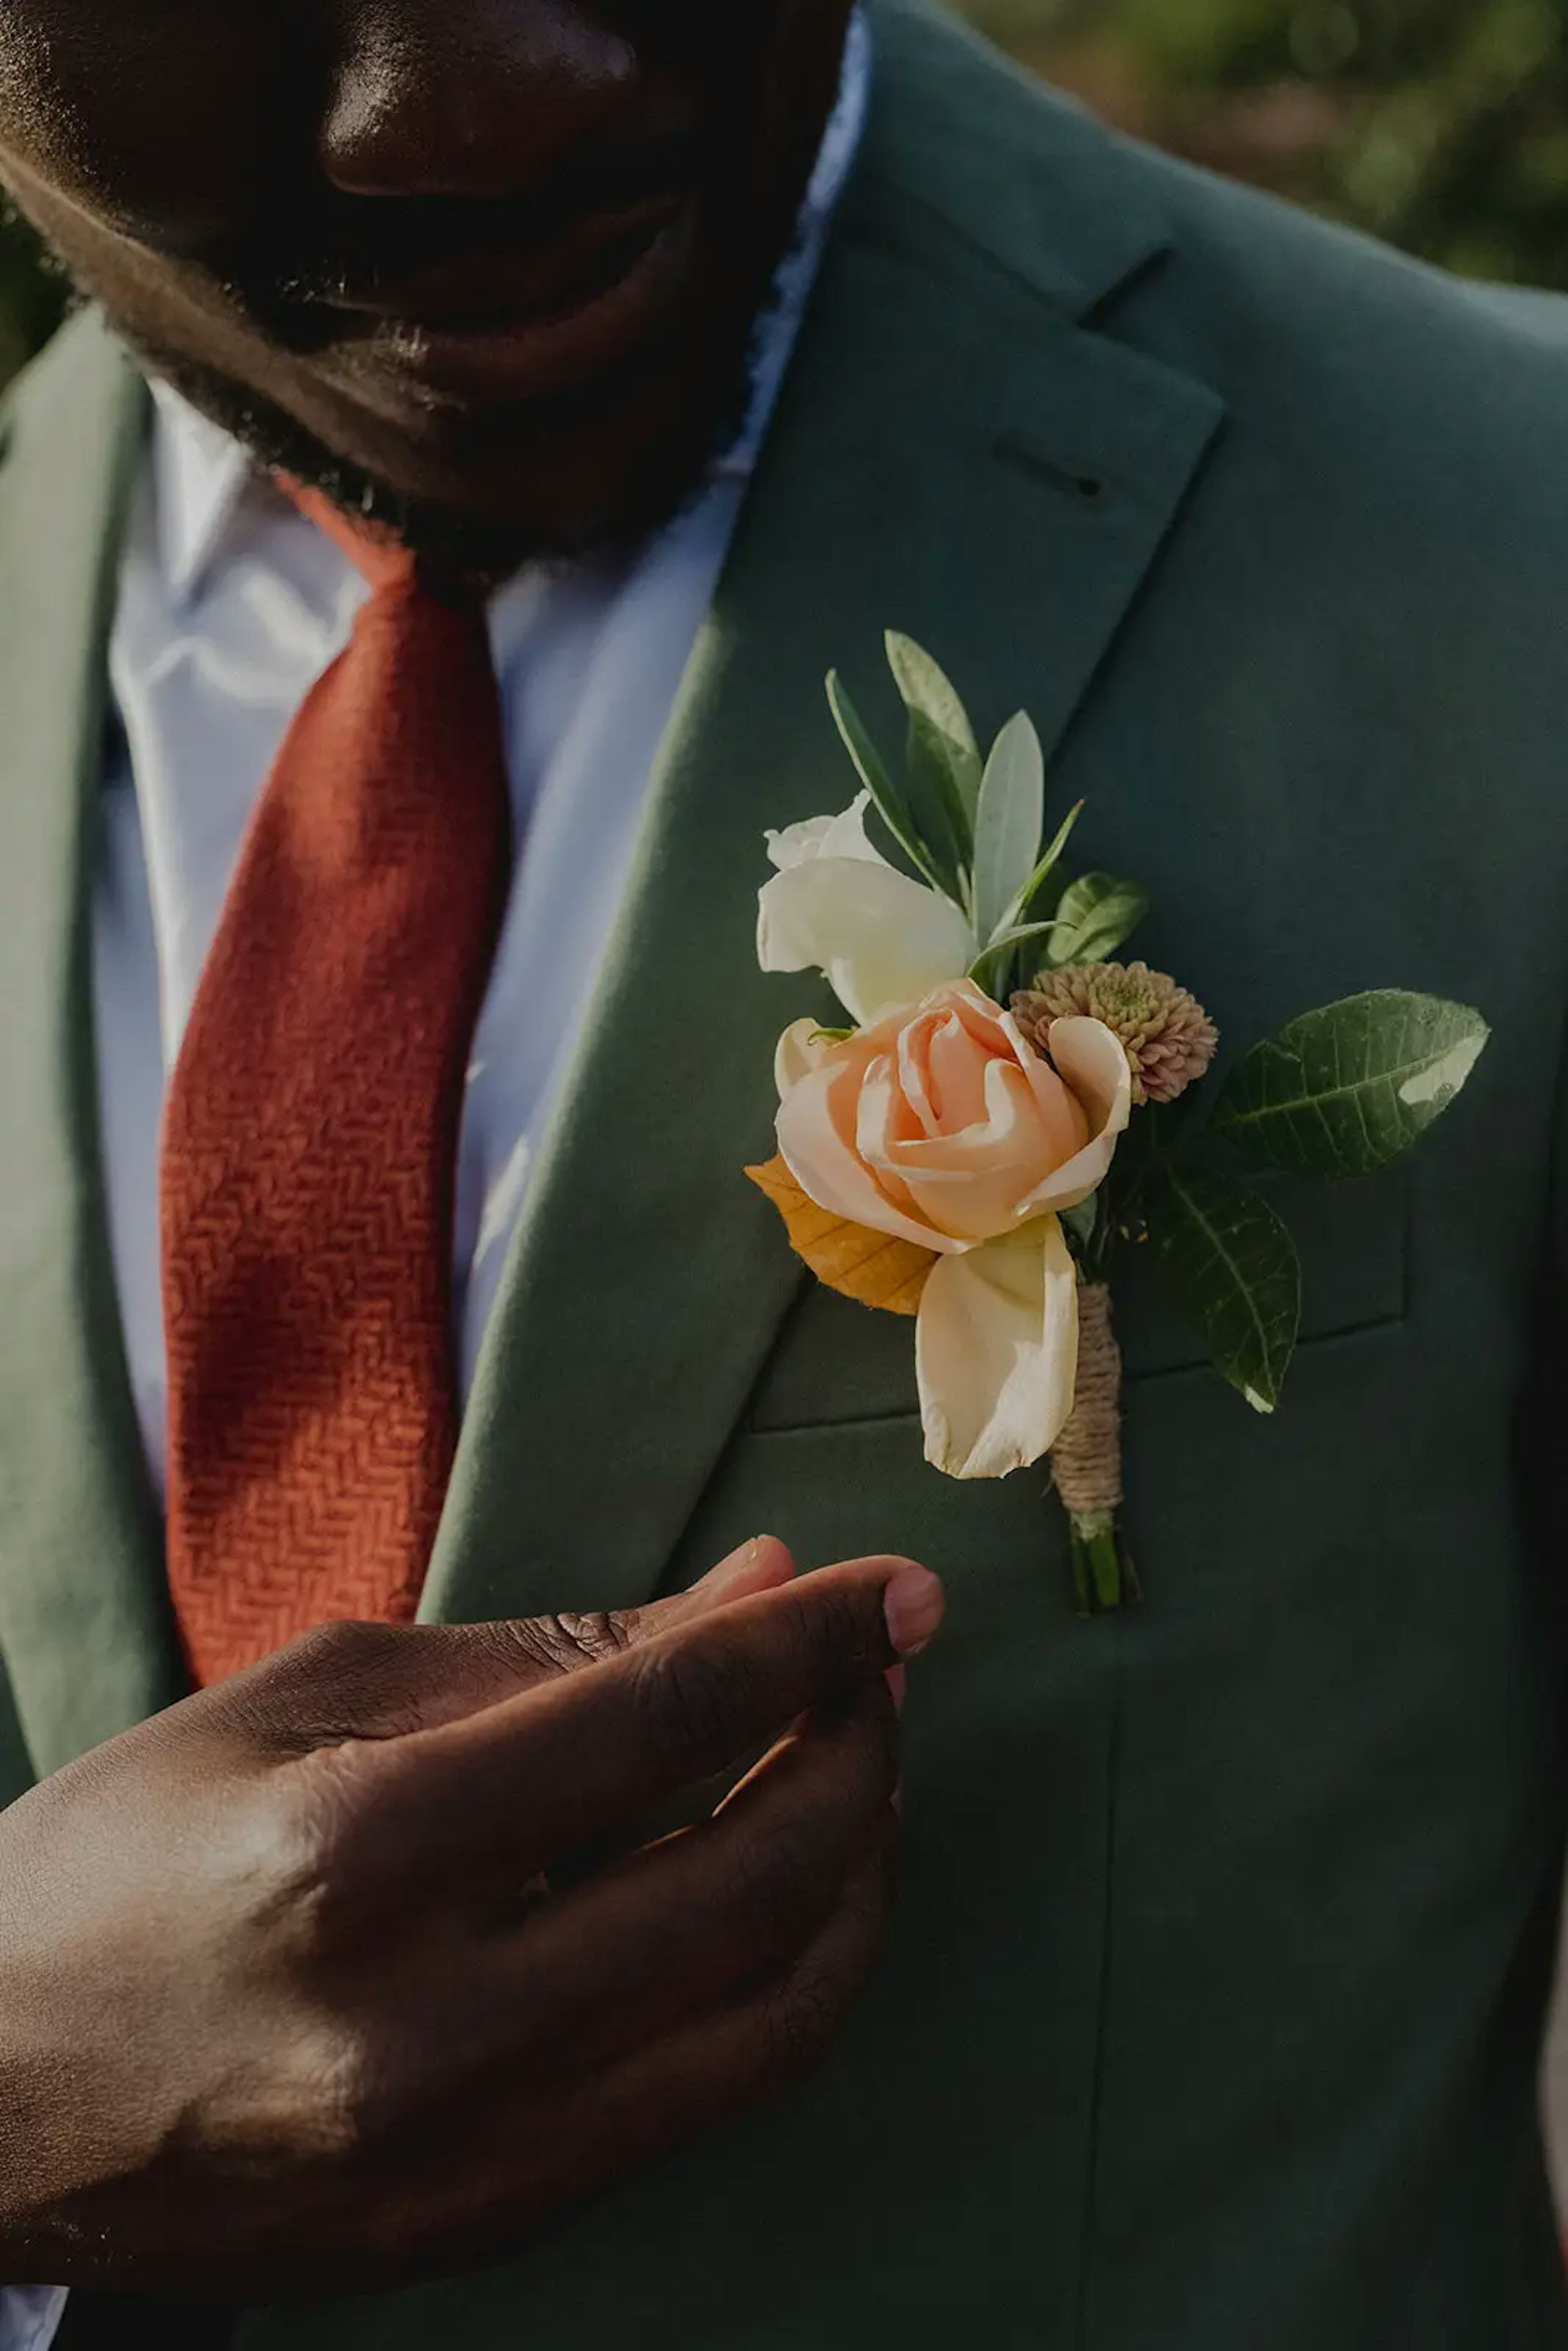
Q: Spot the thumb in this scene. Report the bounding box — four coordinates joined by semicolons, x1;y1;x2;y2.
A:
479;1533;800;1666
638;1534;799;1630
217;1540;800;1748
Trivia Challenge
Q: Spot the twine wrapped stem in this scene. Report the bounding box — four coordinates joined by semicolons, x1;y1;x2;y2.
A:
1049;1280;1139;1613
1051;1282;1123;1517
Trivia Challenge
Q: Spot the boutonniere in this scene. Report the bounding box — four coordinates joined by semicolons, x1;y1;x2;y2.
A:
746;636;1488;1614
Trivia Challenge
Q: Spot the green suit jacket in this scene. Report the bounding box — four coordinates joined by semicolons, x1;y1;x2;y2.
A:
4;3;1568;2342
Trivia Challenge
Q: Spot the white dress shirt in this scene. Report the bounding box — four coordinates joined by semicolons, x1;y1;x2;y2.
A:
1;25;866;2348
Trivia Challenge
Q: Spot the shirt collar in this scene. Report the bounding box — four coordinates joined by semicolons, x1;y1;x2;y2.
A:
149;376;256;605
149;7;871;612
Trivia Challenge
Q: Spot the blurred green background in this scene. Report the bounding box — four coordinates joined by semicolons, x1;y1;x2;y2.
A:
4;0;1568;389
966;0;1568;283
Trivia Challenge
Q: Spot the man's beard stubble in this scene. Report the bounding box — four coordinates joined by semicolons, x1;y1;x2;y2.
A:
120;305;763;579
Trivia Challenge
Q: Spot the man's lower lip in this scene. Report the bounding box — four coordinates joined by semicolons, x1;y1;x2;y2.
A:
347;207;697;404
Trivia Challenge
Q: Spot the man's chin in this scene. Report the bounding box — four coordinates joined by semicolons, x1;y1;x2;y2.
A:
120;321;756;579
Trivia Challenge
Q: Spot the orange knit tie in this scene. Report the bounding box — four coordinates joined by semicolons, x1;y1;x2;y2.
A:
160;487;511;1688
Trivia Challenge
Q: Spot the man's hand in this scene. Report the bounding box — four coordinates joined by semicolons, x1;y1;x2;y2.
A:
0;1541;943;2300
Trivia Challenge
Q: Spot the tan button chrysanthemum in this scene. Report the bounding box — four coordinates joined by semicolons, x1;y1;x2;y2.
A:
1013;961;1218;1108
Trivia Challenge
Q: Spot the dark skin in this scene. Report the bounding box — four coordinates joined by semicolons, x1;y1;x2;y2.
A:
0;0;932;2300
0;1543;944;2293
0;0;857;562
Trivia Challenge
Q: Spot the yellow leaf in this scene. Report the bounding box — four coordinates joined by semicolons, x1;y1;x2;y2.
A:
745;1155;936;1318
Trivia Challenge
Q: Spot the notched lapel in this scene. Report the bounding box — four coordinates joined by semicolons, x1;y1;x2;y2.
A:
422;27;1226;1629
0;317;181;1778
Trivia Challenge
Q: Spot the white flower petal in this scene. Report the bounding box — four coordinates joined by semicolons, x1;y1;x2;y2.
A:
1014;1015;1134;1217
817;792;888;865
757;856;976;1026
915;1216;1079;1479
765;815;834;872
764;791;886;874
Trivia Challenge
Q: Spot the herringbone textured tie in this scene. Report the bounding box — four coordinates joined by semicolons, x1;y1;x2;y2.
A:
161;487;511;1688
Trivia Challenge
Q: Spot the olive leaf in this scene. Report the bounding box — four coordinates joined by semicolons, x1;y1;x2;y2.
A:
994;798;1085;944
885;631;983;830
1144;1163;1301;1415
967;917;1065;1002
884;634;982;791
1216;990;1490;1180
971;916;1062;968
1045;872;1150;971
904;717;976;910
825;670;948;898
972;712;1045;944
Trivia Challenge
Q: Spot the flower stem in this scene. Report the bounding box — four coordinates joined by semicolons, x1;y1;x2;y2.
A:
1067;1509;1141;1615
1050;1280;1136;1614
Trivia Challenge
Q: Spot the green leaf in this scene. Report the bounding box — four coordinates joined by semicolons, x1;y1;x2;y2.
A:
972;916;1062;968
968;922;1061;1001
906;709;977;907
1145;1164;1302;1415
996;798;1085;941
825;670;947;897
973;712;1045;944
1045;871;1151;970
881;637;980;907
884;632;983;820
1060;1194;1100;1253
1216;990;1490;1179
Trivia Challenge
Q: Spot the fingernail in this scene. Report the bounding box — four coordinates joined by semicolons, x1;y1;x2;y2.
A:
694;1538;764;1596
884;1566;944;1659
688;1536;797;1610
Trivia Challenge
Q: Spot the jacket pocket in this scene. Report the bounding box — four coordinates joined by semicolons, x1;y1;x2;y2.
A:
748;1167;1408;1435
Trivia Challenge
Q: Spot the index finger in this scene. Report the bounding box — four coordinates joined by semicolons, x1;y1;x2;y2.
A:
347;1556;943;1901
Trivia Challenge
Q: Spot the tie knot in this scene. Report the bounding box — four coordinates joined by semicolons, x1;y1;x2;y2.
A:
274;475;423;596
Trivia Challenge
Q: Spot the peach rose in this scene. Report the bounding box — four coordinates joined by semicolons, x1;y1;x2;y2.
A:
775;980;1131;1478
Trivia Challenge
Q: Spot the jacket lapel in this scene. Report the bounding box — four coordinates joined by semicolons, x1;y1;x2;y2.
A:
421;4;1226;1627
0;7;1229;1699
0;316;181;1777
